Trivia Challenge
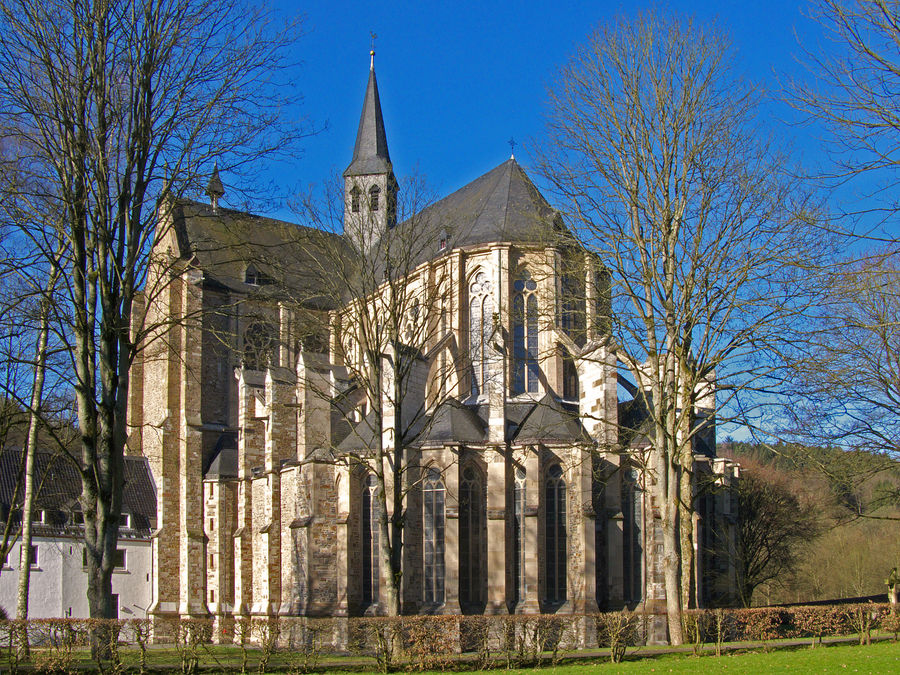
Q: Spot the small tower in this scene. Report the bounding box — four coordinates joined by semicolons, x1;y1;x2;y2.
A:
207;163;225;213
343;49;397;253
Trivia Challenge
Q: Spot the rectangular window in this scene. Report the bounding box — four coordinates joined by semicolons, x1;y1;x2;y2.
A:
29;544;38;568
83;547;125;569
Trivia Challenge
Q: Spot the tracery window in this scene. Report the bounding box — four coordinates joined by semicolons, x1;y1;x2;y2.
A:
369;184;381;211
350;185;361;213
544;464;567;604
513;467;526;606
459;465;485;608
468;271;493;397
362;474;380;608
423;469;445;605
243;322;276;370
512;271;539;394
622;467;643;604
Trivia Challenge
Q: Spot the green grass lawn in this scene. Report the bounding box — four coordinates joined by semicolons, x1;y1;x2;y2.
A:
8;638;899;673
504;641;900;675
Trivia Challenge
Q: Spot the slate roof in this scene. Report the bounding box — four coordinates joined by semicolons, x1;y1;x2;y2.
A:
415;399;486;446
0;449;157;536
512;394;590;444
169;198;348;307
337;394;593;450
344;66;392;177
204;443;238;481
379;158;573;272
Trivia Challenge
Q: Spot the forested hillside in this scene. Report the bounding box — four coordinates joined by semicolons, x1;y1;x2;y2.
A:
719;440;900;606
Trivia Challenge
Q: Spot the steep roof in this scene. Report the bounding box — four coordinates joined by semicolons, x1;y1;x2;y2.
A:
417;158;564;250
0;450;157;536
344;66;392;177
168;198;348;307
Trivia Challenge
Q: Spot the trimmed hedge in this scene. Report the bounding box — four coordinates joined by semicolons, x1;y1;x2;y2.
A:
0;603;894;672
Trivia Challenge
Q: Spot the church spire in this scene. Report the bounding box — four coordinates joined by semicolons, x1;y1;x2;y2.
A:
343;51;392;177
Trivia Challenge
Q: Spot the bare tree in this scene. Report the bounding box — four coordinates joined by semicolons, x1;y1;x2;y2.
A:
537;12;824;642
730;457;820;607
793;0;900;213
292;173;459;618
0;0;306;629
778;253;900;519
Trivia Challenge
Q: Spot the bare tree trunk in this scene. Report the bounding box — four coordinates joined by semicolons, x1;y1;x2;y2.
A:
679;471;696;610
15;291;53;651
659;449;683;645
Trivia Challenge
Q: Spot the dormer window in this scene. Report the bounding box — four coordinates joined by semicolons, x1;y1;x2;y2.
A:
350;185;361;213
120;513;131;529
245;265;270;286
369;185;381;211
245;265;260;285
439;238;447;250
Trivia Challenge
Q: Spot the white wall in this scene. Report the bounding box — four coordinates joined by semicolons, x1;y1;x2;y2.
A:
0;536;152;619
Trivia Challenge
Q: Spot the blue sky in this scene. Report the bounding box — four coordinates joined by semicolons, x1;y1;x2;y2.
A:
253;0;836;217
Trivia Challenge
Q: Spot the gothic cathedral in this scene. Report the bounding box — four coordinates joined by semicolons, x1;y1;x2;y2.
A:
128;56;739;636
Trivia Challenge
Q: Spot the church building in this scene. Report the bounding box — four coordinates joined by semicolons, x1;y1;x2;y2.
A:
128;55;738;639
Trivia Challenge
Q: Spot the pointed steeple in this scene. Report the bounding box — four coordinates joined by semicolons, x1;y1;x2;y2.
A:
343;52;392;177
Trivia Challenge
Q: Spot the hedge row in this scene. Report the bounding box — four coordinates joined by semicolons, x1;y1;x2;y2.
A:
0;604;894;672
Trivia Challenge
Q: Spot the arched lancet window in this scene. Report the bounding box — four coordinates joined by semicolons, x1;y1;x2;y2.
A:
350;185;362;213
362;474;380;608
562;355;579;401
560;273;585;343
369;184;381;211
545;464;567;604
243;322;276;370
622;467;643;604
512;271;539;394
513;467;526;606
459;465;485;609
469;272;493;397
423;468;445;605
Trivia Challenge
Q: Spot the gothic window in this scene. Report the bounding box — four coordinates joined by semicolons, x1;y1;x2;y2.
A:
562;355;579;401
468;271;493;397
513;467;526;606
459;465;485;608
561;272;586;346
544;464;567;604
242;322;276;370
362;474;380;608
369;184;381;211
423;468;445;605
622;467;643;604
512;271;539;395
350;185;362;213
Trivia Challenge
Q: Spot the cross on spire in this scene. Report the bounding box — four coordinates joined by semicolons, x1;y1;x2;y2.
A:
508;137;517;159
370;32;377;69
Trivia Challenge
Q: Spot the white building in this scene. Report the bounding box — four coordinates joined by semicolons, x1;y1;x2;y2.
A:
0;451;156;619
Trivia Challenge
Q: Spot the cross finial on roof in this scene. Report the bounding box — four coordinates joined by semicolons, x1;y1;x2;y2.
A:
370;32;377;70
508;137;517;159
